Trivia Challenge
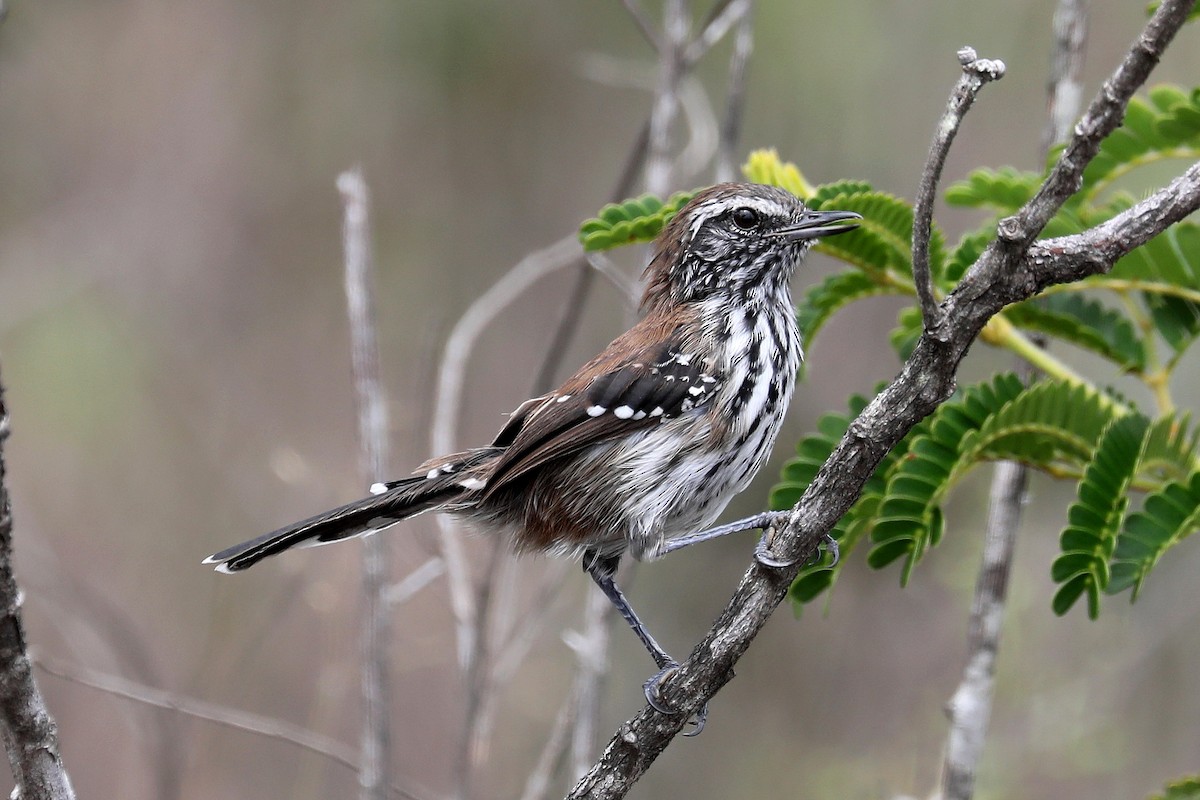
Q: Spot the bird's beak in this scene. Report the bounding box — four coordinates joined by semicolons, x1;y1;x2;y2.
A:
774;209;863;240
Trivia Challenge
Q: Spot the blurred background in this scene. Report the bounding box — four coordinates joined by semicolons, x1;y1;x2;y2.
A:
0;0;1197;797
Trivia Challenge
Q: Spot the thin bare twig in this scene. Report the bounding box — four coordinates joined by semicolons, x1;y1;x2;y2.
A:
644;0;691;196
714;0;754;182
567;586;613;782
618;0;661;51
32;655;435;800
385;557;445;609
431;233;581;676
937;461;1026;800
938;7;1088;798
1043;0;1091;156
683;0;746;66
339;167;393;800
568;3;1197;795
912;47;1006;332
0;371;76;798
519;681;581;800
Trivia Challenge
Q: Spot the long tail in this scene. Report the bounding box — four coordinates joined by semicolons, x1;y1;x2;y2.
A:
205;448;499;573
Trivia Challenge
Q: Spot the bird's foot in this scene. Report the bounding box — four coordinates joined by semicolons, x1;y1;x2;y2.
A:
643;662;708;737
755;530;840;569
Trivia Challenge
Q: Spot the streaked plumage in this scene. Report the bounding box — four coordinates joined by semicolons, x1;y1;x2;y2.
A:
206;182;859;728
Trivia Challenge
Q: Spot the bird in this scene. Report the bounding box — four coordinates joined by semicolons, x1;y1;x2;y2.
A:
206;182;860;732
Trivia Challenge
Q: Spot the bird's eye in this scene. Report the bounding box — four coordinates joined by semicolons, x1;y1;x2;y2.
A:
730;207;760;230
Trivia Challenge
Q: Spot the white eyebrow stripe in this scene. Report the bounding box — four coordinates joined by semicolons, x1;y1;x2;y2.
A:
686;196;793;241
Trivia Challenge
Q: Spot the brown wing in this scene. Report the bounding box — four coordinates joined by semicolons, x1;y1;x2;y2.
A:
481;311;723;498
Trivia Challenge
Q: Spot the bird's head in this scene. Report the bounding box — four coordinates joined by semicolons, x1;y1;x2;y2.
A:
641;182;861;312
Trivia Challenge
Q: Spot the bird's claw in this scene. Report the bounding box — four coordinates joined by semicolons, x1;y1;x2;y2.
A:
643;663;708;736
755;531;840;569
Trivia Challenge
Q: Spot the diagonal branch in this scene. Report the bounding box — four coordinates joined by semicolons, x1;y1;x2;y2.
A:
567;2;1197;796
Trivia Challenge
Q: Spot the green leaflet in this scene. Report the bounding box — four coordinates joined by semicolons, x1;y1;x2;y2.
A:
958;379;1117;468
1051;413;1151;618
1110;221;1200;354
1004;293;1147;374
1147;775;1200;800
1109;469;1200;599
868;375;1026;585
1079;90;1200;201
1138;414;1199;483
742;148;815;198
769;388;930;612
889;306;922;361
944;166;1041;213
577;191;697;252
812;190;943;281
796;270;907;352
943;228;993;286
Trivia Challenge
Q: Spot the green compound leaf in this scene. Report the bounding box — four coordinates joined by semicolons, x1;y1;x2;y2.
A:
1138;414;1200;484
944;166;1042;214
741;148;815;198
1080;90;1200;201
959;379;1118;468
868;374;1027;584
810;190;941;282
1146;775;1200;800
1051;413;1151;618
770;387;931;611
578;191;697;252
889;306;923;361
1004;293;1147;374
1109;469;1200;600
1110;220;1200;354
796;270;907;352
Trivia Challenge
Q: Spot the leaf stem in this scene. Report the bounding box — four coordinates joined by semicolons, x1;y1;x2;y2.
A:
981;315;1089;385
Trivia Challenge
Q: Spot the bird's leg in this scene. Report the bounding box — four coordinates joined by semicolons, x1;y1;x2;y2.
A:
660;511;839;569
583;550;706;736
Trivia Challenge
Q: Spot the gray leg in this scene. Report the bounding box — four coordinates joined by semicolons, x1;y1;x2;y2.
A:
583;550;707;735
660;511;840;569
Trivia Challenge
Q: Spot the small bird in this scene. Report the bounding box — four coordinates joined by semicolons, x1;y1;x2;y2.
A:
206;182;859;731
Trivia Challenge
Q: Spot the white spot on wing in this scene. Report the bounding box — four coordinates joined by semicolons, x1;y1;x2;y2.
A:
557;395;571;403
613;405;634;419
586;405;606;417
459;478;485;491
426;469;439;480
370;482;388;495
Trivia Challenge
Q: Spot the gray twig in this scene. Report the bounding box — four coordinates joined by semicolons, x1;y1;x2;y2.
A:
618;0;661;51
912;47;1006;333
519;682;581;800
644;0;691;196
385;557;445;609
714;0;754;182
338;167;393;800
567;586;613;782
937;461;1026;800
567;2;1198;796
1042;0;1091;156
0;371;76;799
32;654;436;800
